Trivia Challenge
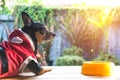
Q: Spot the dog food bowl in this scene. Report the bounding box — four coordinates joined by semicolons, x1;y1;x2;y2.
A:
81;61;115;76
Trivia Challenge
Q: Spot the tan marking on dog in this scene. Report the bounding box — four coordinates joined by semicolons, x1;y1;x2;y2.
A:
35;31;43;44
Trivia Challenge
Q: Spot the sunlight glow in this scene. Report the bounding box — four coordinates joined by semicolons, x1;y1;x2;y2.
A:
43;0;120;7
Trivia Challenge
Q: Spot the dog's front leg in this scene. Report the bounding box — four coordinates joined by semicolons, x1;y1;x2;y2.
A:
26;60;52;75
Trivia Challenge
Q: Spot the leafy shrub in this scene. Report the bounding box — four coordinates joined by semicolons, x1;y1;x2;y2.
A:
0;7;11;14
54;46;85;66
13;6;57;29
63;46;83;56
59;9;104;60
94;52;119;65
55;56;85;66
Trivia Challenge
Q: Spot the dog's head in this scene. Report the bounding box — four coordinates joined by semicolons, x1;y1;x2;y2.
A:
21;12;55;44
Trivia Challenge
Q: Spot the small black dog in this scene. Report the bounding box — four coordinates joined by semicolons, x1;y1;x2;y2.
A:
0;12;55;78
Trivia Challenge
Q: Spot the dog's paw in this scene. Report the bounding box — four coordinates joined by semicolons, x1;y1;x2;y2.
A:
39;68;52;75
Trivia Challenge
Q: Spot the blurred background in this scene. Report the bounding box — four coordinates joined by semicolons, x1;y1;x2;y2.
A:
0;0;120;66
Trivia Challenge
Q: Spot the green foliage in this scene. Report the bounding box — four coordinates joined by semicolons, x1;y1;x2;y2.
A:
88;8;116;28
14;0;44;6
0;0;44;15
94;52;120;65
55;46;85;66
45;9;57;30
13;6;57;29
0;7;11;14
0;0;4;10
60;10;89;47
55;56;85;66
14;6;46;27
60;9;104;60
87;8;116;55
63;46;83;56
0;0;11;14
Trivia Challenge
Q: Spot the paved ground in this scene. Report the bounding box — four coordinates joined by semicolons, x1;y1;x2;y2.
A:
2;66;120;80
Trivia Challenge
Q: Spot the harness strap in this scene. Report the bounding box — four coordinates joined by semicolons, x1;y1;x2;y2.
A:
0;46;8;74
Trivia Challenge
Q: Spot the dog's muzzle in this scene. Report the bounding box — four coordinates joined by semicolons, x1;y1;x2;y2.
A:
0;46;8;74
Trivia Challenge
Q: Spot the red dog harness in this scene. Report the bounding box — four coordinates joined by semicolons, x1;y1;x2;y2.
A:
0;29;37;78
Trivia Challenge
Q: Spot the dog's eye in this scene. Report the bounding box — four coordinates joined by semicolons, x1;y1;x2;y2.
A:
39;30;46;35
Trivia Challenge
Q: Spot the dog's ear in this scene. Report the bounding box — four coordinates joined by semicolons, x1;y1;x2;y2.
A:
22;12;33;27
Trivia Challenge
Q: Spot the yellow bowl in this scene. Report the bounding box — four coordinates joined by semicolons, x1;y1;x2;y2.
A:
81;61;115;76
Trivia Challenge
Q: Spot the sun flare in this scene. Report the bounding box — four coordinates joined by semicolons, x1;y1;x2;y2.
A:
44;0;120;8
